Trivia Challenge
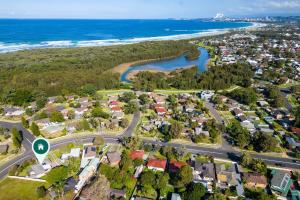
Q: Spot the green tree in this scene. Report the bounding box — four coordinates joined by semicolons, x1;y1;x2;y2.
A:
30;122;41;136
185;182;206;200
138;94;150;105
255;133;278;152
251;159;267;174
50;111;64;122
169;121;183;139
120;118;129;128
76;119;90;131
140;170;156;187
36;96;47;110
45;166;68;185
93;136;104;146
229;87;257;105
81;84;97;95
175;165;193;188
241;152;253;167
36;186;47;198
156;173;170;190
67;110;75;120
119;92;136;102
208;192;227;200
21;116;29;129
295;106;300;127
119;151;132;171
123;102;138;114
12;127;22;149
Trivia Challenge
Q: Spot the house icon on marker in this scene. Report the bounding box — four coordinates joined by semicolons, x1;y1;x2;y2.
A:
38;144;44;151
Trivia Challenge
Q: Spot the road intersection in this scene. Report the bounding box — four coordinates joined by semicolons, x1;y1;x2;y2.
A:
0;106;299;180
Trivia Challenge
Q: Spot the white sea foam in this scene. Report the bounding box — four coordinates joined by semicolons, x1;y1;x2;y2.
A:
0;23;263;53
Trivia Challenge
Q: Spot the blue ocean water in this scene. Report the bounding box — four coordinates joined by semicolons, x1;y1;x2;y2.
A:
121;47;209;82
0;19;252;53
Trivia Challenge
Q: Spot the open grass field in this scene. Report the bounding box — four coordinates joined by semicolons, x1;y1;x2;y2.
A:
0;178;48;200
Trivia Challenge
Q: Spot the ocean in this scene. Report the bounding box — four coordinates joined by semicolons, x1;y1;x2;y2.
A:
0;19;252;53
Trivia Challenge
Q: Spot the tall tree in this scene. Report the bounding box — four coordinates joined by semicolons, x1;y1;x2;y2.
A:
21;116;29;129
30;122;41;136
12;127;23;149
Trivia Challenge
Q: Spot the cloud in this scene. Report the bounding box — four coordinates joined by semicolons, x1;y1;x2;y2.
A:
267;0;300;9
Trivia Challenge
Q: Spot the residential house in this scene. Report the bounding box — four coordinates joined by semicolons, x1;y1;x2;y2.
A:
110;189;126;199
109;101;119;108
35;118;51;129
47;96;57;104
232;108;243;117
270;170;292;197
193;162;216;182
171;193;182;200
111;106;122;114
80;145;97;168
3;107;25;117
134;165;144;179
156;107;166;116
75;107;88;118
147;159;167;171
28;164;47;178
75;158;100;193
216;164;238;189
106;151;121;166
130;150;145;160
199;91;214;101
169;160;187;172
243;172;267;189
292;127;300;135
286;137;300;149
0;144;8;154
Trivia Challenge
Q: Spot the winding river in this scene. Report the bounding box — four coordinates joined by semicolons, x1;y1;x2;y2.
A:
121;47;209;82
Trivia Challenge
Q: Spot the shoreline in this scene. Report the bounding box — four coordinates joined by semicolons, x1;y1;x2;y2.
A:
110;54;182;75
0;22;265;53
126;65;196;81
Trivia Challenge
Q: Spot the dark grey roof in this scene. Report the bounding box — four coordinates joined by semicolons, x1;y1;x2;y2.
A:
194;162;216;180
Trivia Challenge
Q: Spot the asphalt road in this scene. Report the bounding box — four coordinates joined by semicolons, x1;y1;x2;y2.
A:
204;101;234;151
0;104;300;180
0;121;35;151
280;84;299;112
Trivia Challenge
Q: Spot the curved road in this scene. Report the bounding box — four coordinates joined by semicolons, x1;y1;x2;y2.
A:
0;107;300;179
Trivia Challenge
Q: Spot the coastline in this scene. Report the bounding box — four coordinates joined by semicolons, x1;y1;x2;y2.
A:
0;22;265;53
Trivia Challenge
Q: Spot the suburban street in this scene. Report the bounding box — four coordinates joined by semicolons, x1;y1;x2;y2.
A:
204;101;234;151
0;106;300;180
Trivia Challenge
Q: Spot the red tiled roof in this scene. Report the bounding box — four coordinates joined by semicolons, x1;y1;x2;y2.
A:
154;104;164;109
130;150;144;160
147;159;167;170
169;160;187;172
111;106;122;111
110;101;119;105
155;107;166;113
292;127;300;134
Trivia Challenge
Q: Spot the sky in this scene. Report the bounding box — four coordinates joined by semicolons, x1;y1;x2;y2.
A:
0;0;299;19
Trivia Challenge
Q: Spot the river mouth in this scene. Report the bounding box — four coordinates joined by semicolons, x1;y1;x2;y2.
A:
121;47;209;82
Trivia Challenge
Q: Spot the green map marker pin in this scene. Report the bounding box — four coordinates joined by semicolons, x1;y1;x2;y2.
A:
32;138;50;164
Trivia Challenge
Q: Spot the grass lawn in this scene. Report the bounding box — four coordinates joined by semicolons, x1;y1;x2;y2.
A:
154;89;200;94
278;82;299;89
0;178;48;200
97;89;131;95
287;94;299;107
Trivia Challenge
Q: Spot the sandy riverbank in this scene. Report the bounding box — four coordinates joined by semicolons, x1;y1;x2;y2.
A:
110;54;182;75
126;65;196;81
